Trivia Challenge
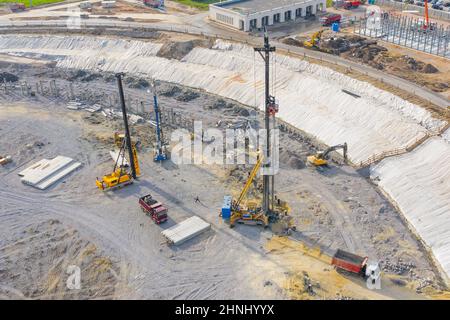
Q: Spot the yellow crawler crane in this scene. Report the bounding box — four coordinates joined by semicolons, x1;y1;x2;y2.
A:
96;73;140;191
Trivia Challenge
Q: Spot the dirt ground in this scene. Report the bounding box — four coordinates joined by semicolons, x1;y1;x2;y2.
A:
0;52;447;299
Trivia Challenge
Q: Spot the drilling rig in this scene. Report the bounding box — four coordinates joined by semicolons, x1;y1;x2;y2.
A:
221;29;290;228
96;73;140;191
150;80;168;162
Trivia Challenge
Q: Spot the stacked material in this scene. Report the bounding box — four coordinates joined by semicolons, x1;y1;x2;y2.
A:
67;101;83;110
85;104;102;113
18;156;82;190
162;216;211;245
101;108;143;124
370;136;450;282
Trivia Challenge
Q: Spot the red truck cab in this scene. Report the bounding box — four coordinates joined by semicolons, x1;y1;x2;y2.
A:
344;1;361;9
139;194;168;224
331;249;368;275
320;14;342;26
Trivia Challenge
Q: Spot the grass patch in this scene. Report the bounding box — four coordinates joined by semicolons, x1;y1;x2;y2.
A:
172;0;219;10
0;0;65;8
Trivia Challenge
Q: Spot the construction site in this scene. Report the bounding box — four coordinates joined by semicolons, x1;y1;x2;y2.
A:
0;0;449;301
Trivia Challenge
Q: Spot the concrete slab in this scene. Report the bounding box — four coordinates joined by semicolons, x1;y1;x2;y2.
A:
162;216;211;245
35;161;82;190
19;156;81;190
21;156;74;186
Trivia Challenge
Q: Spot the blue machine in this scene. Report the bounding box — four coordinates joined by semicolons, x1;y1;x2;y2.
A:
332;22;340;33
151;81;168;162
221;196;232;219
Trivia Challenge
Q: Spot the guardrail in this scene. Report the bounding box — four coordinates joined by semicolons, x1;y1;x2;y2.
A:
358;121;450;168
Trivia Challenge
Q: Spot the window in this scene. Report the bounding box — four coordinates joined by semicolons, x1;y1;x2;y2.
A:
284;10;292;21
216;13;234;25
274;13;280;23
296;8;302;17
250;19;257;28
262;16;269;26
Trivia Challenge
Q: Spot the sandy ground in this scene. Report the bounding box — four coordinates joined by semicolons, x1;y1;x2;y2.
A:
0;53;447;299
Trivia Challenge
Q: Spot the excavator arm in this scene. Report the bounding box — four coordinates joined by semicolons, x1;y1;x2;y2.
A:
321;143;348;161
307;143;348;167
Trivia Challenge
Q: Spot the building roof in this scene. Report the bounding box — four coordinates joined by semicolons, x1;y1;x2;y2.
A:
214;0;311;15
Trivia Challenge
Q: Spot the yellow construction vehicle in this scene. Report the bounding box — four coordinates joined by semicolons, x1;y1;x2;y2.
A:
221;154;269;228
307;143;348;167
96;142;141;190
96;73;141;191
303;30;325;49
114;132;125;148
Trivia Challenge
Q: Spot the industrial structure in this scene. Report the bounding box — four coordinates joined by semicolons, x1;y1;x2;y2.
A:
209;0;327;31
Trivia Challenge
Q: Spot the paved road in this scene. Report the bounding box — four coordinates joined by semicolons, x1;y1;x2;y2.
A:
0;13;448;108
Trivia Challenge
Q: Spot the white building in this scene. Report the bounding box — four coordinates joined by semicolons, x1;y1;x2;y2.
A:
209;0;327;32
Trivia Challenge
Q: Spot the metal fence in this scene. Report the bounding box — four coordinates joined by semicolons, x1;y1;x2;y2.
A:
355;15;450;58
374;0;450;21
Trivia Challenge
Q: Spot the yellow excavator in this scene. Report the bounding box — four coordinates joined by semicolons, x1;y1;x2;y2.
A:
303;30;325;49
307;143;348;167
96;73;141;191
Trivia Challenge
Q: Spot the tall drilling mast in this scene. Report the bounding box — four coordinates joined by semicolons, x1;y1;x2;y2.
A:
254;28;277;215
116;73;137;180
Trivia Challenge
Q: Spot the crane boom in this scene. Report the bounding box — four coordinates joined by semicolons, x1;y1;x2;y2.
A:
116;73;137;179
235;155;263;208
151;80;167;162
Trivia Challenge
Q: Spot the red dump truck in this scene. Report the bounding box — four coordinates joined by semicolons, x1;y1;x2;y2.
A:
139;194;168;224
320;14;342;26
344;1;361;9
331;249;368;275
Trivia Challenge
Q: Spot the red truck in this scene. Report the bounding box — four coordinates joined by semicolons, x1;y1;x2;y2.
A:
331;249;368;275
344;0;361;9
139;194;168;224
320;14;342;26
